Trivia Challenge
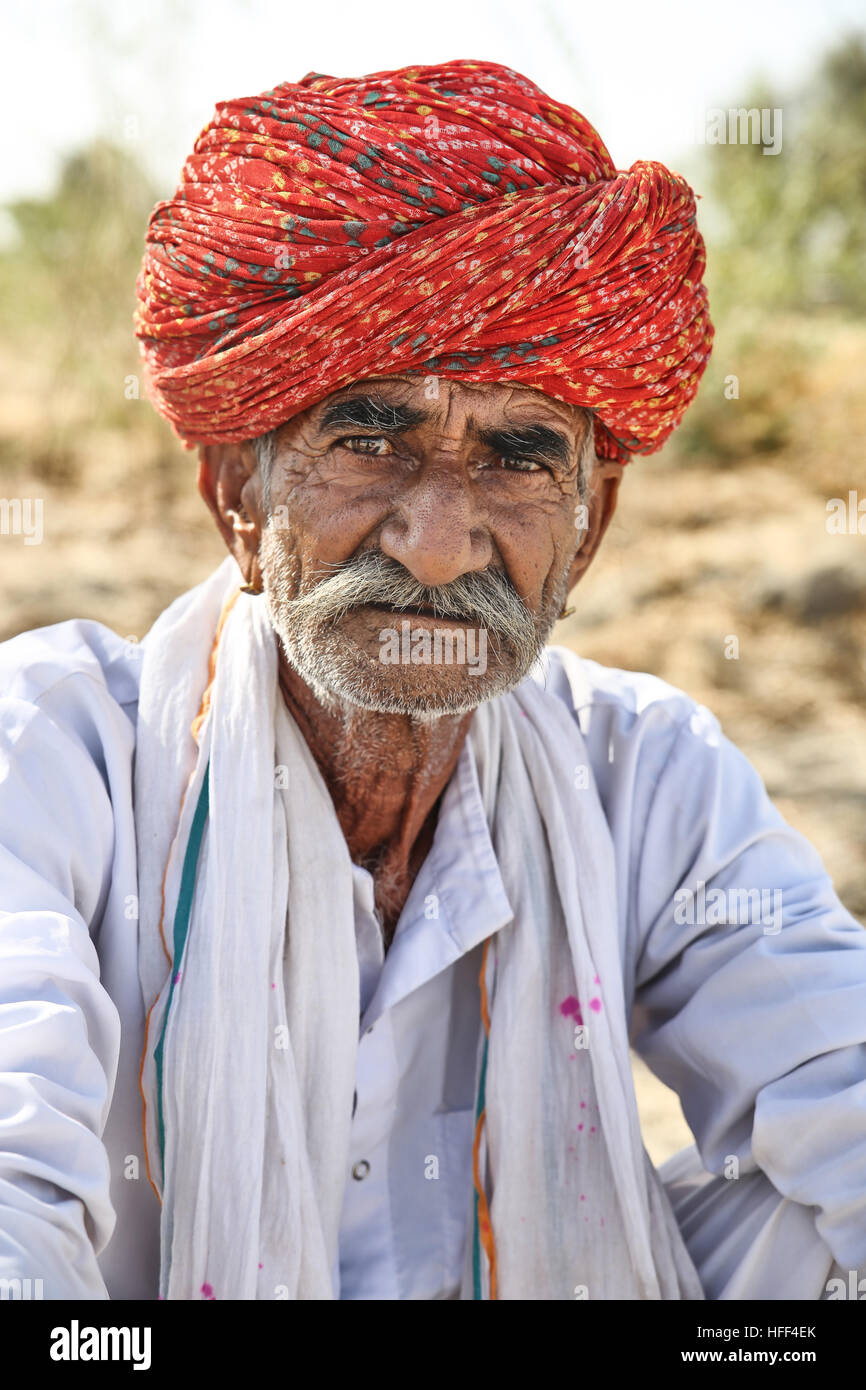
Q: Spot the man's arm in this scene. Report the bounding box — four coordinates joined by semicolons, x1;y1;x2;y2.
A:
0;680;123;1298
629;702;866;1276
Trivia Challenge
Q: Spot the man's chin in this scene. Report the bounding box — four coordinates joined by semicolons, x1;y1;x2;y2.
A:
275;625;534;718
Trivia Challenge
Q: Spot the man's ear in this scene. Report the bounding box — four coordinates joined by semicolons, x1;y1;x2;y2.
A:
564;459;623;594
197;442;266;588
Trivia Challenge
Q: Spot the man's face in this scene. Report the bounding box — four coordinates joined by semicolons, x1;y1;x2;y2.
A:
247;375;600;716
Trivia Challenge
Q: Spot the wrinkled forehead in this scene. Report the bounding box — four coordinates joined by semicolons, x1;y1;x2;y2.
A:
297;374;593;434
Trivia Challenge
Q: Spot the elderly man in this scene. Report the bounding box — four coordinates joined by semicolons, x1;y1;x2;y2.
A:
1;60;865;1304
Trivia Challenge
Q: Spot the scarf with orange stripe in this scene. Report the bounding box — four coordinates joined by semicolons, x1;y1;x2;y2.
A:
135;557;703;1299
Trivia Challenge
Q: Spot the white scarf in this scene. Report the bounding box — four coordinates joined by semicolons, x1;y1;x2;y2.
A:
135;556;703;1301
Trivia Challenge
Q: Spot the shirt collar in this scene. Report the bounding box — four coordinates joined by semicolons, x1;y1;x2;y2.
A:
358;728;514;1030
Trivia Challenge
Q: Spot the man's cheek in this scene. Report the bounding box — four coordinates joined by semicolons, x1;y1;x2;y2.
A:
259;526;304;594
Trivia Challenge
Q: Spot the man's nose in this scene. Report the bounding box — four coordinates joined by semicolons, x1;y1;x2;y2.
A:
377;466;492;588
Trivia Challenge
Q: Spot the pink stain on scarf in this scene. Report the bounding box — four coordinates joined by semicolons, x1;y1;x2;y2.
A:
201;1282;216;1299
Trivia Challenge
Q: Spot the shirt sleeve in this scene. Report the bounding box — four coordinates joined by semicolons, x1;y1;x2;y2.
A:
0;684;122;1298
629;701;866;1274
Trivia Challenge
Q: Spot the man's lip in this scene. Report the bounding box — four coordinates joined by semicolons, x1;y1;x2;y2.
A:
350;601;473;624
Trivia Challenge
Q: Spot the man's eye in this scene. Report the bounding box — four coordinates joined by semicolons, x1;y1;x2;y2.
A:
338;435;394;456
482;455;545;474
502;456;543;473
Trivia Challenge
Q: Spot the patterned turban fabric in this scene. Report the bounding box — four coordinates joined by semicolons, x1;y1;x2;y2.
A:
134;59;714;462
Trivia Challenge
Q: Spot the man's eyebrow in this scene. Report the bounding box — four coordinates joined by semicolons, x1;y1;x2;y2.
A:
316;395;432;434
315;395;575;466
471;422;573;468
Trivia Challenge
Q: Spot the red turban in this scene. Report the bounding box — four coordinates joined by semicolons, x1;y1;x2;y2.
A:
134;59;713;462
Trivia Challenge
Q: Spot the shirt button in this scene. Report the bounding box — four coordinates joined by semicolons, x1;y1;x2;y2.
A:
352;1160;371;1181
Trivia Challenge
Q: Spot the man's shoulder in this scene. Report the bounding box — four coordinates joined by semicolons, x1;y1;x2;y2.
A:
535;643;720;743
0;618;142;714
528;644;731;814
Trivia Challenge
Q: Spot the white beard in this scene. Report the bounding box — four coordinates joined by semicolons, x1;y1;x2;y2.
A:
257;522;570;719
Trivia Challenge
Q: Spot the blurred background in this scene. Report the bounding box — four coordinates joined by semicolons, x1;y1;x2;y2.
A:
1;0;864;1162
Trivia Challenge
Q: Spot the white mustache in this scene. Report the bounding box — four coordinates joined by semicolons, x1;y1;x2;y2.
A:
282;550;540;666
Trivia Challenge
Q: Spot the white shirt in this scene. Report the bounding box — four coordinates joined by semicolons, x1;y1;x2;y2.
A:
0;616;865;1300
339;742;512;1300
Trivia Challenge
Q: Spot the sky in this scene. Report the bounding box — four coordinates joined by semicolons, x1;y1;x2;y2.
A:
2;0;864;204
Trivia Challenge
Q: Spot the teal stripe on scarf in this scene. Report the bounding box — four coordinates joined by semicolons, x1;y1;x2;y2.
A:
472;1032;490;1300
154;760;211;1172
